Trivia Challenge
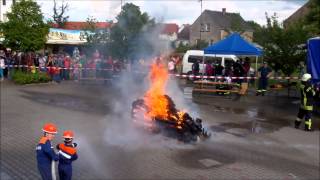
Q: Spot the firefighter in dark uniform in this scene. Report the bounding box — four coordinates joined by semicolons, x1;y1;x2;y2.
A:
56;130;78;180
36;123;59;180
295;73;316;131
256;62;272;96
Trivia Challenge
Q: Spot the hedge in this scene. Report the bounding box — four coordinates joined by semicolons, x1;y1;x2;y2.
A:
12;70;51;84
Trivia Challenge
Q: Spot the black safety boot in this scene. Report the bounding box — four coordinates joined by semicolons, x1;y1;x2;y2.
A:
294;120;301;129
304;125;313;131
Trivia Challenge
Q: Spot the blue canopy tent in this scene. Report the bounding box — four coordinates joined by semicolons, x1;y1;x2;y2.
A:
307;37;320;114
307;37;320;83
204;33;263;56
204;33;263;72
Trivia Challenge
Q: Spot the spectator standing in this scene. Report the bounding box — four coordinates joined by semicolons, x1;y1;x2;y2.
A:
168;58;175;74
256;62;272;96
243;57;251;76
215;62;224;76
0;51;6;81
233;60;245;85
205;61;213;76
192;60;200;76
249;67;255;85
7;52;16;80
73;57;81;81
79;54;86;79
39;54;47;72
63;55;71;80
46;54;55;79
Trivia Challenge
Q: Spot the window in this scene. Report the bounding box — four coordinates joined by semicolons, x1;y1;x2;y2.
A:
3;14;7;22
188;55;222;64
200;23;210;32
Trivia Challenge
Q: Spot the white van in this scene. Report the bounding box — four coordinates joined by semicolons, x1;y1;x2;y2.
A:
182;50;238;74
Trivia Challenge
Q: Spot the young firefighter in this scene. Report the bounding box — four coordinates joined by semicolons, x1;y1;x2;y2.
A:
36;123;59;180
56;130;78;180
295;73;316;131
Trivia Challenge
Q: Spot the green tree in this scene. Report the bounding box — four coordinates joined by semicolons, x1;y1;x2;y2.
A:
194;40;208;50
0;0;49;51
261;13;309;76
83;17;110;47
246;20;266;44
175;42;191;53
109;3;155;61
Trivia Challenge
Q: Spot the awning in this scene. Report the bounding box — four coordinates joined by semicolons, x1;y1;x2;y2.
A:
204;33;263;56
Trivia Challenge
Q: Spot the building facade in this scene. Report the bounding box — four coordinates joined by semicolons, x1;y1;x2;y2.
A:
0;0;17;22
283;1;311;28
190;9;253;45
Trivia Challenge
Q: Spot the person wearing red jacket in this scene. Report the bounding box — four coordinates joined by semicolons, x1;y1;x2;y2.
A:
63;55;71;80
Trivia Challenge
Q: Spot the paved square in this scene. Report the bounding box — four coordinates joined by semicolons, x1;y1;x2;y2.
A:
1;81;319;179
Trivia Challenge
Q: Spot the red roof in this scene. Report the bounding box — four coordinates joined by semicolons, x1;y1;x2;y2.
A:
159;23;179;35
51;21;112;30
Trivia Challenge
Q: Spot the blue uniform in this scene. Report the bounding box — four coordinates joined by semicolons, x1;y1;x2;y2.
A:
57;143;78;180
36;137;59;180
257;66;272;94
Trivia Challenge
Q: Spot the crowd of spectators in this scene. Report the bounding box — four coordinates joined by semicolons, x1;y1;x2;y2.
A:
192;57;255;84
0;48;125;83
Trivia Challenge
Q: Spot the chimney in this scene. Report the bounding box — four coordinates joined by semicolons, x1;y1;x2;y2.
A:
222;8;226;15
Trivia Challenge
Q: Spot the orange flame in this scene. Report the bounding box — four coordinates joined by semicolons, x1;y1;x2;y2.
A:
143;61;185;125
144;63;169;119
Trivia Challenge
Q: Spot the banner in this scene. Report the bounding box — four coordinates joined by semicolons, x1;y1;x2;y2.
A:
47;28;88;45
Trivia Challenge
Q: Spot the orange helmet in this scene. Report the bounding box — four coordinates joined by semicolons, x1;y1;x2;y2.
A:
63;130;74;139
42;123;58;134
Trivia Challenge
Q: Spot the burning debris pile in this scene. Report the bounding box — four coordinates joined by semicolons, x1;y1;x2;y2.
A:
131;62;210;142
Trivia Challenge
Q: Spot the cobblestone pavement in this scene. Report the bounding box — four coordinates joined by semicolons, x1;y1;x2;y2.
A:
1;80;319;180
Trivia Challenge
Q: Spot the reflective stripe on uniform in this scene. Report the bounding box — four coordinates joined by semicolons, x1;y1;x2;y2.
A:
301;104;313;111
59;150;71;159
305;119;312;129
306;87;312;92
296;117;301;122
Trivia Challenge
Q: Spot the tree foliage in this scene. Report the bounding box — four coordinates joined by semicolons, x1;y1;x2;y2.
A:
259;13;309;76
0;0;49;51
83;17;109;45
174;40;208;53
52;0;69;28
109;3;155;60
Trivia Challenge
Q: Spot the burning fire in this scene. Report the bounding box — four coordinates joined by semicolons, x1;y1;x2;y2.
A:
131;59;211;142
143;62;185;123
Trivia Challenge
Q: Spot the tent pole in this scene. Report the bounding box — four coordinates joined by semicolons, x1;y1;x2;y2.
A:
255;56;258;89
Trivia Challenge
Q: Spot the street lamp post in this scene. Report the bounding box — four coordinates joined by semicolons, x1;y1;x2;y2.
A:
199;0;202;42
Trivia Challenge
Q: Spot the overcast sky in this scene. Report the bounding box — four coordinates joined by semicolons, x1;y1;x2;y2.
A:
37;0;308;26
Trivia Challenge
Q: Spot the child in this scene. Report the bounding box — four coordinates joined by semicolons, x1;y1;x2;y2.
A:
36;123;59;180
52;65;61;83
56;130;78;180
